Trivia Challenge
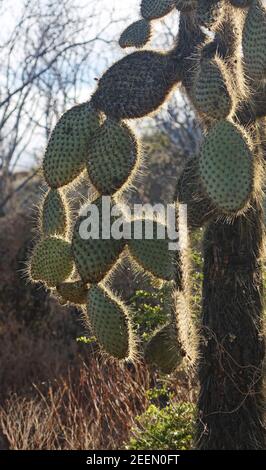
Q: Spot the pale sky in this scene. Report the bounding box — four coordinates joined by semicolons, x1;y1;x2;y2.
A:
0;0;179;171
2;0;264;171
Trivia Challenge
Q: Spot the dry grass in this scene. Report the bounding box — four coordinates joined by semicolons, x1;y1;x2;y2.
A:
0;358;150;450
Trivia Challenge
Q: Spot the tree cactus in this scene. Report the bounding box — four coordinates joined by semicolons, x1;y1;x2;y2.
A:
28;0;266;449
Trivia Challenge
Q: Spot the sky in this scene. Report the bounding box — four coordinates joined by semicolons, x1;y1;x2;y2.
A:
1;0;265;171
0;0;179;171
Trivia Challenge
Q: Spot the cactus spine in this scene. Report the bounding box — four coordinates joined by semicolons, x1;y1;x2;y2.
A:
28;0;266;448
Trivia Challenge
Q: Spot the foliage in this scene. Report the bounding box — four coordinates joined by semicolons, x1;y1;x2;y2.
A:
126;400;195;450
130;284;173;342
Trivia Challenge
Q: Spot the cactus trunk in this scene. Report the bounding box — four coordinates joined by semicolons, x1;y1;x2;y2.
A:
196;203;265;449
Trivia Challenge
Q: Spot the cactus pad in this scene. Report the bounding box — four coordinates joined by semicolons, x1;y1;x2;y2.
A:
92;51;180;120
229;0;254;9
199;121;253;213
141;0;175;19
30;237;74;287
196;0;224;28
128;219;176;281
56;280;88;305
243;0;266;82
177;158;216;229
43;103;101;188
72;198;125;283
87;119;139;195
193;57;233;120
41;189;69;237
176;0;197;11
119;19;151;49
87;285;133;359
145;323;182;373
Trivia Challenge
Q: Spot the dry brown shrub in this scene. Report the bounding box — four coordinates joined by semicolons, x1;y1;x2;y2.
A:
0;359;150;450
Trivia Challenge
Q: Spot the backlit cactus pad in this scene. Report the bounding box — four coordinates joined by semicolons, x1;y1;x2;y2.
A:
43;103;101;188
243;0;266;82
87;285;135;360
199;120;253;214
140;0;176;19
119;19;151;49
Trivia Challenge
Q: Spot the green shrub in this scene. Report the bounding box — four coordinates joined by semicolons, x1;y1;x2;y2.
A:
126;401;195;450
130;285;172;342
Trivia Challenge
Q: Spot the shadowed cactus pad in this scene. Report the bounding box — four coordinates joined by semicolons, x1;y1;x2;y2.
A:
243;1;266;82
41;189;69;237
176;0;197;11
196;0;224;28
145;323;183;373
87;119;139;195
128;219;176;281
119;19;151;49
30;237;74;287
72;198;125;283
193;57;233;120
141;0;175;19
87;285;133;359
56;280;88;305
43;103;101;188
177;158;216;229
199;121;253;213
229;0;253;7
92;51;180;119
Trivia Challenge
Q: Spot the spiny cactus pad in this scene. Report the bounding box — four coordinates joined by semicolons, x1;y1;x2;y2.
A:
92;51;180;119
87;285;133;360
41;189;69;237
56;280;88;305
193;57;233;120
243;0;266;82
128;219;176;281
145;323;182;373
199;121;253;213
43;103;101;188
30;237;74;287
72;198;125;283
119;19;151;49
87;119;139;195
141;0;176;19
177;158;216;229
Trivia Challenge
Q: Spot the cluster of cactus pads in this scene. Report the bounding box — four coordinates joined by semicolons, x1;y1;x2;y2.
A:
28;0;265;388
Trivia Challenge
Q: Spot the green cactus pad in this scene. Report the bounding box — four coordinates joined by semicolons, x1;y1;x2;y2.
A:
193;57;232;120
119;19;151;49
41;189;69;237
243;0;266;82
87;285;133;360
141;0;176;19
30;237;74;287
199;121;253;214
128;219;176;281
92;51;180;120
56;280;88;305
176;0;197;11
72;198;125;283
145;323;183;374
87;119;139;195
177;158;216;229
43;103;101;188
